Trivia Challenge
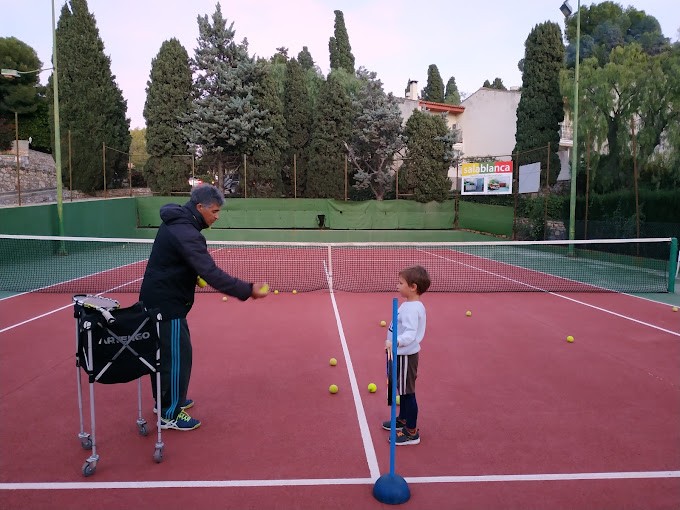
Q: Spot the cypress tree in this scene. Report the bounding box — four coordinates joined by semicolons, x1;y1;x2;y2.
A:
282;58;313;197
183;4;268;193
48;0;130;193
422;64;445;102
249;60;286;197
143;38;193;194
328;10;355;74
297;46;315;71
306;72;353;199
514;22;565;186
401;110;454;203
444;76;460;105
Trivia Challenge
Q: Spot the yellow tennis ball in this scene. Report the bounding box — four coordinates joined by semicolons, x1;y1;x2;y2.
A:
396;395;400;405
380;320;386;327
274;290;279;295
368;383;377;393
222;296;228;302
260;283;269;294
329;384;338;394
673;306;678;312
329;358;337;366
197;276;207;288
566;335;574;343
465;310;472;317
292;290;297;294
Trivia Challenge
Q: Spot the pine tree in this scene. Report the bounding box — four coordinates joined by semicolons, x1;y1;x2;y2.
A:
444;76;460;105
0;37;43;150
514;22;565;186
328;10;355;74
422;64;445;102
249;60;286;197
491;77;507;90
0;37;41;114
143;38;193;194
346;68;404;201
48;0;130;193
183;4;268;194
282;58;313;197
297;46;315;71
400;110;456;203
306;72;353;198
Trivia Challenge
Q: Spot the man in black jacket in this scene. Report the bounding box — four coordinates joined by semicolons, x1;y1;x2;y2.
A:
140;184;268;430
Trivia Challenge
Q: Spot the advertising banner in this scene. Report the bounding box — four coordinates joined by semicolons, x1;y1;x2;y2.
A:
461;161;513;195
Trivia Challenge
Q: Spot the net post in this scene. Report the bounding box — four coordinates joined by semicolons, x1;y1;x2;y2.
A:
669;237;678;293
327;245;333;287
373;297;410;505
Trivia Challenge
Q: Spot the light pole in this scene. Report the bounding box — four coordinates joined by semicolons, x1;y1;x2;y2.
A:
52;0;65;240
560;0;580;247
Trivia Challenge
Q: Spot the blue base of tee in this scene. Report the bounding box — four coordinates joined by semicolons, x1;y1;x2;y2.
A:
373;473;410;505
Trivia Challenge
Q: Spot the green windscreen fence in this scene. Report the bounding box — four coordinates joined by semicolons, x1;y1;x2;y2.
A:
136;198;511;233
1;235;675;294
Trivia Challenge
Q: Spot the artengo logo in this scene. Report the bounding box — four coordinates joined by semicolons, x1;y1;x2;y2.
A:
99;332;151;345
462;161;513;175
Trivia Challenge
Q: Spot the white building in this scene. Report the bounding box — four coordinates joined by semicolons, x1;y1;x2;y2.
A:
397;81;572;190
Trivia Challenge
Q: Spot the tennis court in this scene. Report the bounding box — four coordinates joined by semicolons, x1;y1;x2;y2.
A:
1;236;679;509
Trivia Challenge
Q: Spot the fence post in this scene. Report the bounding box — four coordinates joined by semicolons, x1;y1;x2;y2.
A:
585;132;590;239
68;129;72;201
512;151;518;240
344;155;348;201
128;151;132;197
631;117;640;239
293;153;297;199
243;153;247;198
544;142;550;240
102;142;107;198
15;112;21;206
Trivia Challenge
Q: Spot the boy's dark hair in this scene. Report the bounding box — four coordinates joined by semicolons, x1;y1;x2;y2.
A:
399;265;431;295
190;184;225;207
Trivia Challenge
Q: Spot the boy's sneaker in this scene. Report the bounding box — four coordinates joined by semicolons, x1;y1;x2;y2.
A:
393;428;420;445
382;418;406;431
153;398;194;414
160;410;201;431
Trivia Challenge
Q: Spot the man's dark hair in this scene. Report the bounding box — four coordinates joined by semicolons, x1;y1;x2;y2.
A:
190;184;224;207
399;265;431;295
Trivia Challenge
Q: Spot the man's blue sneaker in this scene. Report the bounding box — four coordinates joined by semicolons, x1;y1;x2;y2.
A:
153;399;194;414
160;410;201;431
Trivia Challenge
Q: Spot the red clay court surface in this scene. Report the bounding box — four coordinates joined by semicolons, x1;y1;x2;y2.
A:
1;288;679;509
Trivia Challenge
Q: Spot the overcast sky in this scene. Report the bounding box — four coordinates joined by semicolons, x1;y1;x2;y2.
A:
3;0;679;129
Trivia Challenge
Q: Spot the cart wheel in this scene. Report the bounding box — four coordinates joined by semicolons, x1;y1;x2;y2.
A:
81;438;93;450
82;461;97;477
138;423;148;436
153;447;163;463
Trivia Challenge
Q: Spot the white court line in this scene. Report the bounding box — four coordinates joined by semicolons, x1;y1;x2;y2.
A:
0;278;144;334
1;470;678;490
323;261;380;480
421;249;680;338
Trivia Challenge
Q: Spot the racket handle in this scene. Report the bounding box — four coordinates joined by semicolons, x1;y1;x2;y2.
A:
100;309;115;324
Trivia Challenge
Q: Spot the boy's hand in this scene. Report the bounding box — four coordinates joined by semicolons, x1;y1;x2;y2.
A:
385;339;394;350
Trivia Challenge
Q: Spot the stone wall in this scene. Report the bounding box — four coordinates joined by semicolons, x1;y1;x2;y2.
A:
0;148;56;194
0;143;152;206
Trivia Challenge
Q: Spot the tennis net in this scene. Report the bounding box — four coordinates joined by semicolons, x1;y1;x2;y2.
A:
0;235;676;294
